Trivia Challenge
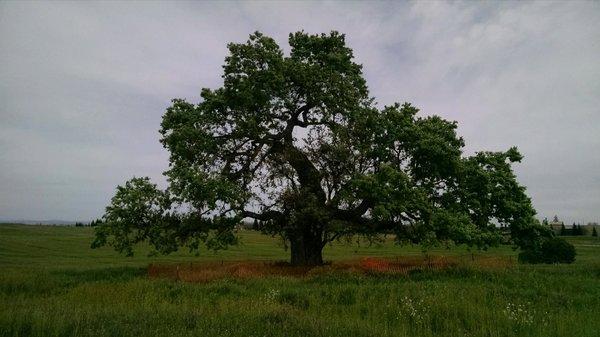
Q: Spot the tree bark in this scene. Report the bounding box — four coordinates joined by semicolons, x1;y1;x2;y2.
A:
289;231;324;266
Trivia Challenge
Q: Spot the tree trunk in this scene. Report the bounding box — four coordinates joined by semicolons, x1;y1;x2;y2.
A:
290;233;324;266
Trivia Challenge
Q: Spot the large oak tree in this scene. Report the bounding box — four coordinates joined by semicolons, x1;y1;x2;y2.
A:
93;31;549;266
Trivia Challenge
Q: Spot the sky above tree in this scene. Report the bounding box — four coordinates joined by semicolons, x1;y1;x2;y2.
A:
0;1;598;224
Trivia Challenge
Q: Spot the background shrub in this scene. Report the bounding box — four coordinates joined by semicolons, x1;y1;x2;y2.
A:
519;237;576;264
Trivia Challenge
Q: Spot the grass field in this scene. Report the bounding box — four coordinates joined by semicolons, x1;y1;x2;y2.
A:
1;224;599;337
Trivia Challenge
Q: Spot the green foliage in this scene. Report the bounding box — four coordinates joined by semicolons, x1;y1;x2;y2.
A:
91;178;238;256
543;238;576;263
593;227;598;237
93;31;546;265
519;237;576;264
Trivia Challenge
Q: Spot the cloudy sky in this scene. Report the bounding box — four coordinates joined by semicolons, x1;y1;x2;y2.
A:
1;1;598;224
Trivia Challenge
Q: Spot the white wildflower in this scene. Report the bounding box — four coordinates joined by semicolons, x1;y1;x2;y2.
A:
264;289;280;301
503;302;535;325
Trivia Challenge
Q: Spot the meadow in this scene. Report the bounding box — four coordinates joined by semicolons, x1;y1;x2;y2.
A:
1;224;599;337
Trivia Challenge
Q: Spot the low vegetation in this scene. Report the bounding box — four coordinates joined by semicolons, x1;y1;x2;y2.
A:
1;224;599;337
518;237;576;264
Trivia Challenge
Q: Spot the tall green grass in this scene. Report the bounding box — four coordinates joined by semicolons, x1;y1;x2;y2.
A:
1;224;599;337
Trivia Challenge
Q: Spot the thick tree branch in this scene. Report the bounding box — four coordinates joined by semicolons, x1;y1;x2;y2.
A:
271;141;327;203
242;209;283;221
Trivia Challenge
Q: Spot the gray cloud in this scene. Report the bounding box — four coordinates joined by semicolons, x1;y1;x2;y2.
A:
1;1;598;224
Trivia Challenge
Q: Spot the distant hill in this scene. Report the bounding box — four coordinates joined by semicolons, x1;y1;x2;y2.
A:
0;218;80;225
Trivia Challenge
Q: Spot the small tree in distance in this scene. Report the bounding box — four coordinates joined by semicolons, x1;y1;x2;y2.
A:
92;31;550;265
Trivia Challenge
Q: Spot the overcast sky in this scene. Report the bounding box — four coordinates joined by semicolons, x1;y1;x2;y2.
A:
1;1;598;224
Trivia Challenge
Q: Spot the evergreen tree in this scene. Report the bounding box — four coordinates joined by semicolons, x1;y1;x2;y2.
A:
593;227;598;237
560;224;566;236
574;223;584;236
90;219;102;227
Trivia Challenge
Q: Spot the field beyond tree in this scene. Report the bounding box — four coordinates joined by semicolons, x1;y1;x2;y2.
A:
1;224;599;337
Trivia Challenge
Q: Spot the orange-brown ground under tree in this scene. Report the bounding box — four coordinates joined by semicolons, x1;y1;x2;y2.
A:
148;255;515;283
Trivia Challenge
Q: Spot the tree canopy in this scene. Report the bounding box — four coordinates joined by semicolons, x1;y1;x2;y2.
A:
92;31;550;265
